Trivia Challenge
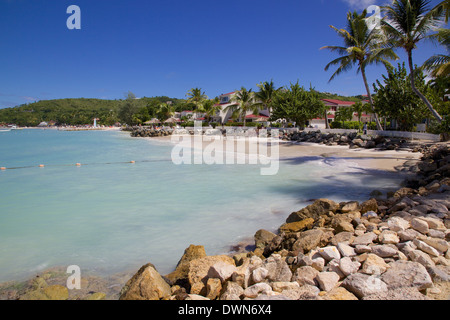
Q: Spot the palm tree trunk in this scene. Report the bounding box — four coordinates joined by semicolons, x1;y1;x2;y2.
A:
407;50;443;123
361;67;383;131
325;111;330;129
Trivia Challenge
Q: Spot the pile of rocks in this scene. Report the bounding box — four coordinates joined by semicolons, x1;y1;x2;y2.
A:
126;127;173;138
119;145;449;300
285;130;419;151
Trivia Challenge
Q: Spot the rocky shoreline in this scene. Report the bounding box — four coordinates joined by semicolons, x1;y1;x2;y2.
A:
118;143;450;301
1;141;448;300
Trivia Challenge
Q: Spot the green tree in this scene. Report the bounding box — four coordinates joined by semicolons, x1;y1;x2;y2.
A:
373;63;431;131
156;103;175;122
335;106;354;128
352;101;365;130
225;87;258;127
198;98;221;123
186;88;207;111
422;28;450;77
118;91;140;125
381;0;445;122
270;82;327;128
321;10;398;131
254;80;279;115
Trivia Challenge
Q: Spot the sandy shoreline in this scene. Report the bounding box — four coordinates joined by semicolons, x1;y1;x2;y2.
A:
146;134;423;172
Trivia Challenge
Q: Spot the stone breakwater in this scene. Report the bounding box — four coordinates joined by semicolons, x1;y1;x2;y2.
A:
118;144;450;301
283;130;427;151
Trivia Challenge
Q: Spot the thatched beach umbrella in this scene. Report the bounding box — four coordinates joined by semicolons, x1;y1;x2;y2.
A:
144;118;161;125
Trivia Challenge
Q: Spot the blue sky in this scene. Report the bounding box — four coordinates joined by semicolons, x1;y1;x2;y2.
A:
0;0;447;108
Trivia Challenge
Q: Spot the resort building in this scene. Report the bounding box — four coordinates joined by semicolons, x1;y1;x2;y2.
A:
309;99;374;129
214;91;270;124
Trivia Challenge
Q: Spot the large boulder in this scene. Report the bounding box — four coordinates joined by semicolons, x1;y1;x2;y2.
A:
188;255;235;296
165;244;207;286
286;199;338;223
254;229;277;249
381;260;433;291
119;263;171;300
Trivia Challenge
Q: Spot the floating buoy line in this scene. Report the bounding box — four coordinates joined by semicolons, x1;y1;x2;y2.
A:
0;159;172;171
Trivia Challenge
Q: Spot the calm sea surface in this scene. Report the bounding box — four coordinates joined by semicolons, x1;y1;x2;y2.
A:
0;129;404;282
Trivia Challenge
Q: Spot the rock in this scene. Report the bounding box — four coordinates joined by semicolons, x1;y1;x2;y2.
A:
381;260;433;290
387;216;410;232
220;281;244;300
355;245;372;254
340;201;360;213
20;285;69;300
411;218;430;234
86;292;106;300
286;199;339;223
337;242;356;257
208;262;237;283
419;217;446;231
331;215;355;233
408;250;436;268
292;266;319;286
251;267;269;283
413;239;441;257
318;246;341;261
279;218;315;233
316;272;340;292
185;294;210;300
321;287;358;300
398;229;422;242
254;229;277;249
371;245;398;258
243;283;273;298
119;263;171;300
423;237;449;253
351;232;378;246
362;211;378;218
292;229;325;253
188;255;235;295
206;278;222;300
361;254;390;275
342;273;388;299
339;257;361;276
363;287;429;300
378;230;400;244
311;257;325;271
271;281;300;293
360;198;378;214
261;254;292;282
165;244;207;285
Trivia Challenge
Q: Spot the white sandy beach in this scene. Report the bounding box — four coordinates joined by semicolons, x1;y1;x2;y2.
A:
145;134;423;173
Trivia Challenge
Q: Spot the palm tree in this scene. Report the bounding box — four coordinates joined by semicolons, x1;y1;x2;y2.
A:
381;0;445;123
225;87;258;127
186;87;208;110
321;10;399;131
199;98;221;123
156;103;174;122
253;80;279;116
352;101;365;131
432;0;449;23
422;28;450;77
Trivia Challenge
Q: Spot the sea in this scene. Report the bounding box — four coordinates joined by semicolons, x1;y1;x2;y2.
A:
0;129;405;282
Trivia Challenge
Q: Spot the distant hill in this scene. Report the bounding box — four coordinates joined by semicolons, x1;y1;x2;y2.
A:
0;96;186;126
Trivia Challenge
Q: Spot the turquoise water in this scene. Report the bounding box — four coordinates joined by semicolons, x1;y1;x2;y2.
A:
0;129;404;282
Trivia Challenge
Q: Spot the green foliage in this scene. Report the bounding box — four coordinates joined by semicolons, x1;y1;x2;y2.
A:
373;63;432;131
270;82;327;128
0;96;186;126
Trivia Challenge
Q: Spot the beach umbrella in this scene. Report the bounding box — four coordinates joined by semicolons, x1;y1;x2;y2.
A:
144;118;160;125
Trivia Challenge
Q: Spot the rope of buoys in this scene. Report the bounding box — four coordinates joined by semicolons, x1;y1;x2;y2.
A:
0;159;172;171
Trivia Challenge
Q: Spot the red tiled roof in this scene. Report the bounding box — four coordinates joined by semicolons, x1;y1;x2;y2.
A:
221;92;235;96
321;99;355;106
